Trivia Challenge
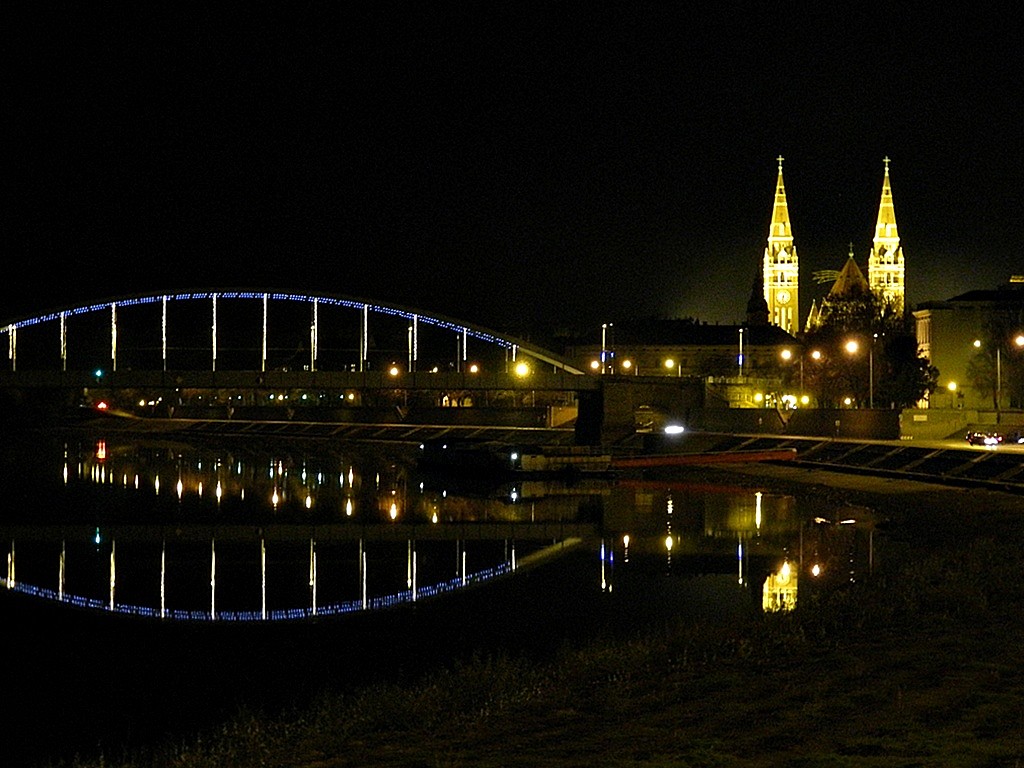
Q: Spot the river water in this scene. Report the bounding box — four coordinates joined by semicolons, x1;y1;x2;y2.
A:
0;429;873;765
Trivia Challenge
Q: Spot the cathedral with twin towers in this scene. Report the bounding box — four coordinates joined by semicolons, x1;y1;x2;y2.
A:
762;156;905;336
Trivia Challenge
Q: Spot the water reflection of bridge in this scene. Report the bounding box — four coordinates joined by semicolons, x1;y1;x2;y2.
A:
2;522;584;622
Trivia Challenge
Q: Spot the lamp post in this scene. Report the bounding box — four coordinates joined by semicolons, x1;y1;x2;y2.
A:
780;348;804;393
600;322;614;374
845;339;873;408
601;323;609;374
738;328;744;378
973;335;1024;421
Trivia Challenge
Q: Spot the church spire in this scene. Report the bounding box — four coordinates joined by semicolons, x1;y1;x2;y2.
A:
768;155;793;243
746;268;769;326
867;157;905;315
763;156;799;334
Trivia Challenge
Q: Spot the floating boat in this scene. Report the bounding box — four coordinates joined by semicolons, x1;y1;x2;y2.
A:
512;447;613;476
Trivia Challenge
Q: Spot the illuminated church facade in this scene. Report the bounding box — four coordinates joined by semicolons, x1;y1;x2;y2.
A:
762;157;905;335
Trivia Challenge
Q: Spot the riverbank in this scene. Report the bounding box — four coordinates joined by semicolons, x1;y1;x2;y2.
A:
29;463;1024;766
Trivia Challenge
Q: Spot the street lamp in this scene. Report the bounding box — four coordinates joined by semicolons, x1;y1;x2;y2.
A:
845;338;873;409
738;328;744;378
600;323;613;374
780;347;804;392
975;335;1024;421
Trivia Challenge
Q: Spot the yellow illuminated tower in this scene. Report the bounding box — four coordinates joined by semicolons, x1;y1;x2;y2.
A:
867;157;905;316
762;156;799;334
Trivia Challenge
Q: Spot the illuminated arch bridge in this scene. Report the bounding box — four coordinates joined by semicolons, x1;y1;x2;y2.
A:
1;291;585;377
0;290;585;376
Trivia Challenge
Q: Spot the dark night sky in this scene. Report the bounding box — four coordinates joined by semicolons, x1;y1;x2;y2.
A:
4;5;1022;339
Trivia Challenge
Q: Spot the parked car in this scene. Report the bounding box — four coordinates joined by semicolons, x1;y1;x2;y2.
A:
966;431;1002;446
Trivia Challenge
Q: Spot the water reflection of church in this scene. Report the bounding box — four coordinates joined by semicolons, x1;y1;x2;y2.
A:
604;482;877;613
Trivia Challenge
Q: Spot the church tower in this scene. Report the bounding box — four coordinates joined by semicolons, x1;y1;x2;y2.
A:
762;156;799;334
867;157;905;316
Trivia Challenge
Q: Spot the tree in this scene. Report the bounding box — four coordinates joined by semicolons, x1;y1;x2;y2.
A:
968;315;1024;409
802;295;935;409
967;351;997;409
875;334;939;408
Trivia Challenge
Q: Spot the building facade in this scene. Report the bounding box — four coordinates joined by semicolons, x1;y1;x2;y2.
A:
913;282;1024;411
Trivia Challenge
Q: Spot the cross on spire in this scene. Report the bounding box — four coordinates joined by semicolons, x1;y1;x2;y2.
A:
777;155;784;171
883;156;891;171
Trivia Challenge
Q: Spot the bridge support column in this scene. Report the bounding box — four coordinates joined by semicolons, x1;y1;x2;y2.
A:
574;389;603;446
586;378;705;446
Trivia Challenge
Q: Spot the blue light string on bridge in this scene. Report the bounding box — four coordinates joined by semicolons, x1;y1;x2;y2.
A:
0;563;512;622
0;291;516;349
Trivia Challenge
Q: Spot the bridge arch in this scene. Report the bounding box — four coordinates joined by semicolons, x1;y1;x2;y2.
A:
1;291;584;375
